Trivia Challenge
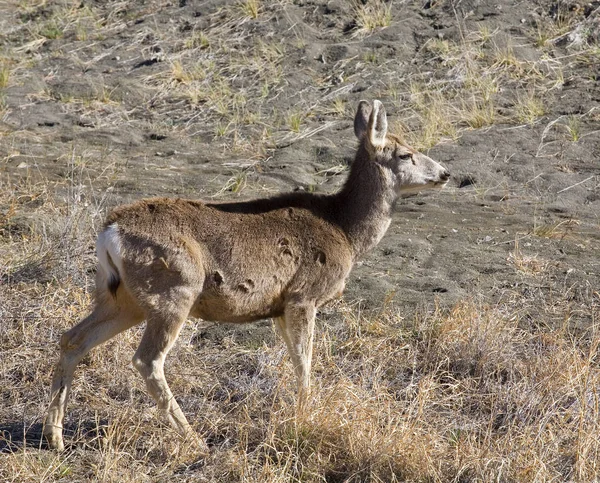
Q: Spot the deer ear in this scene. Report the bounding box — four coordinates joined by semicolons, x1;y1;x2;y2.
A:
354;100;372;140
367;100;387;148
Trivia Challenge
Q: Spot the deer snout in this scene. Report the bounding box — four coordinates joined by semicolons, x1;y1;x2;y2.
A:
440;169;450;182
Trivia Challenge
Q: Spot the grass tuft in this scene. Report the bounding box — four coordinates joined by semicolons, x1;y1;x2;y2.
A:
566;115;581;141
286;111;304;133
353;0;392;35
240;0;260;19
39;21;64;40
514;91;546;124
0;64;10;88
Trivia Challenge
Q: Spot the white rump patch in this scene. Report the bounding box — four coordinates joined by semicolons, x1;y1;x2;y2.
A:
96;223;124;282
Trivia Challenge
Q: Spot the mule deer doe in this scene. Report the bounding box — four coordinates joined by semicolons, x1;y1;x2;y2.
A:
44;100;450;451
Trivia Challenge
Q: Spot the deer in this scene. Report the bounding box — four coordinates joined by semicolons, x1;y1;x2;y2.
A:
43;100;450;451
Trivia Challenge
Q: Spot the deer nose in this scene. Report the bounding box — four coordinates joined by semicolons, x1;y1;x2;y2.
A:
440;169;450;181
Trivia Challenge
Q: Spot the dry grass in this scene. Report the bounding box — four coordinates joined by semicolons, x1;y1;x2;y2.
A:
3;0;573;157
514;91;546;125
2;174;599;481
0;63;10;89
352;0;392;36
240;0;261;20
385;22;574;148
508;239;548;275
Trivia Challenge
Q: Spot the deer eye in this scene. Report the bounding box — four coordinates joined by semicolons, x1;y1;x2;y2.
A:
397;152;412;161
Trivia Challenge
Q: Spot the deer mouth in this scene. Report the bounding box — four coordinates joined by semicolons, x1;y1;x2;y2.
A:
399;180;441;194
423;178;450;189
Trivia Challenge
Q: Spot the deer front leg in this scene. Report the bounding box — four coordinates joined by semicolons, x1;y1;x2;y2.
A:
276;302;316;404
132;304;209;454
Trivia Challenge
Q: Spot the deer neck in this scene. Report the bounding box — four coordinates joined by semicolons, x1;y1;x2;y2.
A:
335;146;396;259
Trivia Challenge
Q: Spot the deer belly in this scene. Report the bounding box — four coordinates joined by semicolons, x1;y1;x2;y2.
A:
191;276;286;323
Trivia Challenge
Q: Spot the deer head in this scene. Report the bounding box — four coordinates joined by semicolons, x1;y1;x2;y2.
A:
354;100;450;194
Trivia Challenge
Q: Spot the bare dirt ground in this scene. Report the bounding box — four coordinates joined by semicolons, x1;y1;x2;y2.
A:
1;1;600;481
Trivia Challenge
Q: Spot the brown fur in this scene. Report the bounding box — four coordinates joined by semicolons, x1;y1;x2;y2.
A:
106;196;352;322
43;100;450;452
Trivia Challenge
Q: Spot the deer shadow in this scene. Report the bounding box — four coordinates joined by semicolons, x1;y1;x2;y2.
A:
0;419;108;453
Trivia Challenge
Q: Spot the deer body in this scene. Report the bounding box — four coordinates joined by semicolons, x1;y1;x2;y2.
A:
44;100;450;451
103;196;353;324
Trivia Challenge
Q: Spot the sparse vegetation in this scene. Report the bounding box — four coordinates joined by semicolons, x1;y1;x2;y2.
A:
462;98;496;129
0;64;10;88
352;0;392;35
404;84;458;149
222;171;247;194
171;60;191;84
362;49;379;64
508;238;548;274
240;0;260;20
185;30;210;50
39;21;64;40
329;98;346;117
2;0;600;480
514;91;546;124
286;111;303;133
566;115;582;141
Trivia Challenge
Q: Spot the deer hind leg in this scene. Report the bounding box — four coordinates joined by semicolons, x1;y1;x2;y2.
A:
131;296;207;452
276;302;316;404
44;301;143;450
